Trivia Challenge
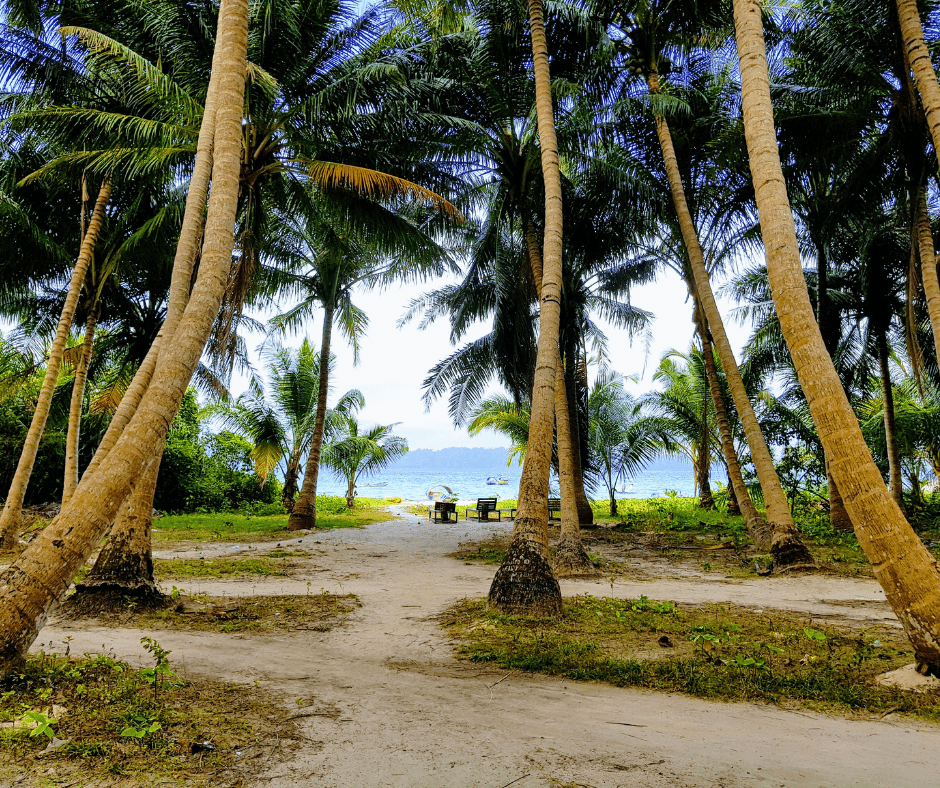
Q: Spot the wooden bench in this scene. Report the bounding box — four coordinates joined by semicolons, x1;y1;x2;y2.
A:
466;497;504;522
428;500;458;523
547;497;561;521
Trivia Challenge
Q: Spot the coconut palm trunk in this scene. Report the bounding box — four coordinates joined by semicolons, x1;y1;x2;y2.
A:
282;447;303;512
877;331;906;510
735;0;940;672
827;464;853;531
564;337;594;524
695;303;772;549
289;303;334;531
62;310;97;506
650;73;811;566
0;179;111;548
0;0;249;673
914;188;940;362
696;393;715;509
897;0;940;169
488;0;566;612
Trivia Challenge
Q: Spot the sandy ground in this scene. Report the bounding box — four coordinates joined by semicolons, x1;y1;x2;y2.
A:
32;506;940;788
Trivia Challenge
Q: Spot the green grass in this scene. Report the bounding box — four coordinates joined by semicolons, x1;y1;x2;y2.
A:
444;595;940;721
89;593;361;634
154;555;300;580
153;496;398;542
0;648;294;785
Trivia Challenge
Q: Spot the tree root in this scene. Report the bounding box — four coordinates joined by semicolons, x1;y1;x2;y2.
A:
770;530;816;568
64;583;167;617
488;536;562;616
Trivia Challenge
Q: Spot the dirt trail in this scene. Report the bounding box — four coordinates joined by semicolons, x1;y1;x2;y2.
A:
35;506;939;788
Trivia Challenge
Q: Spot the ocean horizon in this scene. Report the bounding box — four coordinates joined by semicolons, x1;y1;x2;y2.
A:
317;455;722;502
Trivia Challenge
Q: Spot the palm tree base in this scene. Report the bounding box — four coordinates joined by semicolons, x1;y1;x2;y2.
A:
66;583;166;616
288;508;315;531
488;533;562;616
915;661;940;679
770;530;815;569
553;537;598;578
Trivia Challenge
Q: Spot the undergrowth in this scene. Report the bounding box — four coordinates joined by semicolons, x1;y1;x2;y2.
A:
444;596;940;721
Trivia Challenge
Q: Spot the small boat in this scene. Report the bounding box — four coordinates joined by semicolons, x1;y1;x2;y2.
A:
486;476;509;485
363;481;388;487
615;483;636;494
428;484;457;501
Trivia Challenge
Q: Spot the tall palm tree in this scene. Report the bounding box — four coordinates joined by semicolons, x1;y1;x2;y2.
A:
0;0;250;672
732;0;940;674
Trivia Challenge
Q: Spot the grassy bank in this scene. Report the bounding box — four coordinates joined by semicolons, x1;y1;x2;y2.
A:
153;496;399;542
444;595;940;721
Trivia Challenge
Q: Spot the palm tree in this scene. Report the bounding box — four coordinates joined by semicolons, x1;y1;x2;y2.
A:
732;0;940;674
322;414;408;508
0;0;250;672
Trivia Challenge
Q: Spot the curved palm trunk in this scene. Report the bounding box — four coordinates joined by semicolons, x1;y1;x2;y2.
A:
289;303;334;531
897;0;940;175
62;310;97;506
75;452;162;599
696;305;772;549
345;477;356;509
735;0;940;672
914;189;940;363
488;7;566;612
0;179;111;548
0;0;249;673
650;77;811;566
696;393;715;509
877;331;906;511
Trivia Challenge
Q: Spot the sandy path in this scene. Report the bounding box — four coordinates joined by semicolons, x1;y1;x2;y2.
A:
34;507;939;788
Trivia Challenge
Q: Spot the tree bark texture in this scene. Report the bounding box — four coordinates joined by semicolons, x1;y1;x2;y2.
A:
282;447;303;512
649;80;811;566
826;462;853;532
564;335;594;524
696;304;772;550
915;188;940;364
62;311;97;506
696;391;715;509
878;331;906;511
0;179;111;548
552;350;595;577
735;0;940;671
0;0;249;673
289;304;335;530
897;0;940;177
488;18;566;612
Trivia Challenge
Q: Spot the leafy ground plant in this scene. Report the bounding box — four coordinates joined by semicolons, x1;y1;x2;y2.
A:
443;596;940;721
83;593;361;634
0;643;296;785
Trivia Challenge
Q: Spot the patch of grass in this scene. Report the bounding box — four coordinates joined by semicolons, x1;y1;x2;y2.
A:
154;496;396;542
444;595;940;721
452;534;510;564
91;593;360;634
0;645;294;785
154;556;298;580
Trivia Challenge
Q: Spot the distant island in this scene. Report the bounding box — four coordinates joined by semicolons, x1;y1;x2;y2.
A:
392;446;515;471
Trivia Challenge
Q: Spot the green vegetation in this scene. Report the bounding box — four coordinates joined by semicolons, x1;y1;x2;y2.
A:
154;555;300;580
85;593;361;634
152;496;397;541
445;596;940;721
0;646;293;785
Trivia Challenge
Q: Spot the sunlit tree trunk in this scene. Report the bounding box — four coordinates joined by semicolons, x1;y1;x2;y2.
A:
487;12;566;612
62;310;97;506
282;447;303;512
696;393;715;509
289;303;334;531
695;303;772;549
914;189;940;363
735;0;940;672
0;0;249;672
0;179;111;548
897;0;940;175
650;74;811;566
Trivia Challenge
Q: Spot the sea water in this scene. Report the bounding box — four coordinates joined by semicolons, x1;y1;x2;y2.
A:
317;457;719;502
